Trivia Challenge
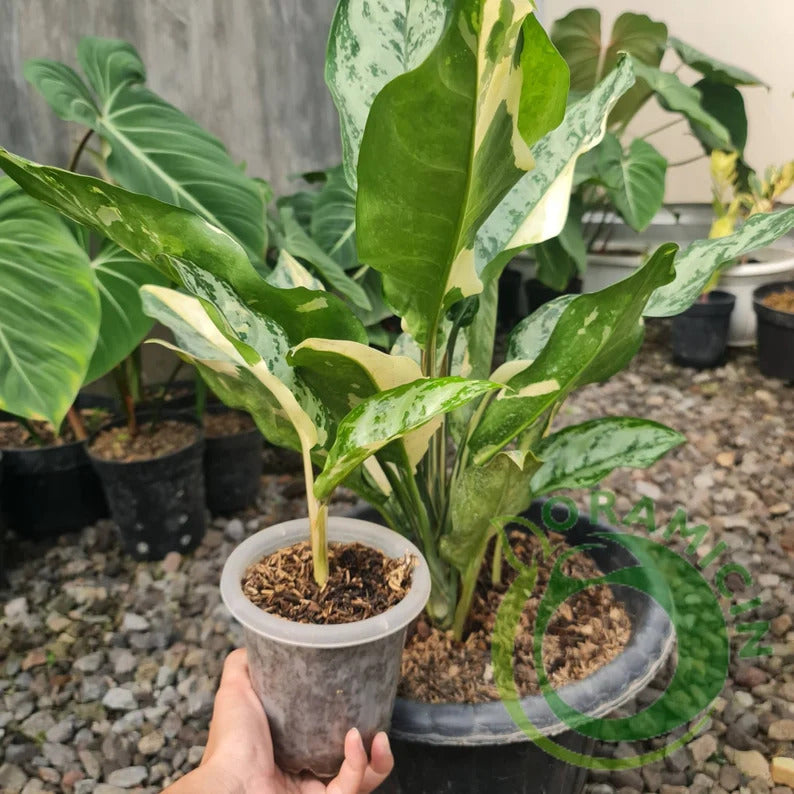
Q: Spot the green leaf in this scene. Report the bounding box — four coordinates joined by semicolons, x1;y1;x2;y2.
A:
325;0;450;188
0;149;367;347
474;58;635;282
140;284;327;454
276;206;371;310
310;165;358;270
25;37;267;264
506;294;577;362
630;59;732;150
85;240;170;383
441;450;540;572
669;37;766;87
645;208;794;316
357;4;569;345
469;243;678;464
314;376;500;500
600;134;667;232
0;177;99;426
266;250;325;292
531;417;685;495
689;79;748;154
551;10;667;128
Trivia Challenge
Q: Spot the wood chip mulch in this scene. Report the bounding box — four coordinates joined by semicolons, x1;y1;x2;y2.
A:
203;410;255;438
399;530;632;703
89;420;198;462
242;541;415;624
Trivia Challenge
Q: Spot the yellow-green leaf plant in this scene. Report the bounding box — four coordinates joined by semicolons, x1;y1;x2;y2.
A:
3;0;794;636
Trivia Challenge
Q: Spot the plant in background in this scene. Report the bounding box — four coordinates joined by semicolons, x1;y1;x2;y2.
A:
528;7;766;291
3;0;794;637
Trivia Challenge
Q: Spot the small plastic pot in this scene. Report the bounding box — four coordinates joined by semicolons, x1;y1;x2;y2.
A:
753;281;794;380
672;290;736;369
203;407;263;515
87;412;206;560
0;438;108;539
221;516;431;778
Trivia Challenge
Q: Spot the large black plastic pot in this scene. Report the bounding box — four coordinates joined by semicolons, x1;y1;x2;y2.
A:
351;501;675;794
87;412;206;560
671;290;735;369
204;407;263;515
753;281;794;380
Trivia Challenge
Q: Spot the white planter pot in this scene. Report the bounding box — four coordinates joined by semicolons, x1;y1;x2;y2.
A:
717;248;794;346
582;249;646;293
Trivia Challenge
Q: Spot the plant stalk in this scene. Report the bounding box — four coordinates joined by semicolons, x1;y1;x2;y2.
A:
68;129;94;173
491;532;504;586
66;406;88;441
302;442;328;587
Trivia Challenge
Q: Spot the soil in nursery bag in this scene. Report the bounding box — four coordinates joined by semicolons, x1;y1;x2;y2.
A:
204;410;255;437
399;529;631;703
87;416;206;560
763;287;794;313
0;408;110;448
242;541;414;623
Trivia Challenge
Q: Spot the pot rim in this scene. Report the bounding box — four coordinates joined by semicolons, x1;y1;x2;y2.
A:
221;516;432;649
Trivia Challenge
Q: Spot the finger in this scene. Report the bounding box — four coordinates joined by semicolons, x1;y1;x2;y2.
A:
325;728;368;794
359;733;394;793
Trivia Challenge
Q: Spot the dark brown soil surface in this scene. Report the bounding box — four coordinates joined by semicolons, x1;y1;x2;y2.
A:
763;288;794;313
89;420;198;462
242;541;415;624
204;410;255;438
0;409;110;449
399;530;631;703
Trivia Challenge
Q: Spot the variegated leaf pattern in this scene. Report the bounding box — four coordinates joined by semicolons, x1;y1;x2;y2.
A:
85;240;169;383
468;243;678;464
506;294;577;364
140;285;327;455
325;0;450;188
0;178;99;427
0;149;367;347
266;250;325;292
357;1;569;346
646;208;794;316
25;38;267;264
474;57;635;283
531;417;685;495
314;377;500;501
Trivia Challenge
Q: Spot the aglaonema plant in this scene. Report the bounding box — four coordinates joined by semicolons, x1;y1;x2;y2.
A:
3;0;794;637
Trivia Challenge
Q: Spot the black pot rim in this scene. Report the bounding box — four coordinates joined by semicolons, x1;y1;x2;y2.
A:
86;410;203;468
753;280;794;328
349;501;675;745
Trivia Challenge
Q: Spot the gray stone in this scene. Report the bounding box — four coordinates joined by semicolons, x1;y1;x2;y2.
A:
4;597;28;622
19;710;55;739
110;649;137;677
187;745;205;766
224;518;245;541
45;717;76;743
78;749;102;779
106;766;148;788
74;652;105;673
720;764;743;791
0;763;28;794
138;730;165;755
102;688;138;712
121;613;150;632
689;733;718;766
42;741;77;769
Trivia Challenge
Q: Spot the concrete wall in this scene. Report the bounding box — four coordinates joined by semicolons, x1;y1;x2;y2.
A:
546;0;794;203
0;0;341;196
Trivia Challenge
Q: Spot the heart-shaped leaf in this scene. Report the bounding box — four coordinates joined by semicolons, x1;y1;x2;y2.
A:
689;79;748;154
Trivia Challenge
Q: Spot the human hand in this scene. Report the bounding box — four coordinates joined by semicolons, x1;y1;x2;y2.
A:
163;648;394;794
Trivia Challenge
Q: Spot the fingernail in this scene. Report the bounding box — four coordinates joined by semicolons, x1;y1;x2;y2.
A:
351;726;363;750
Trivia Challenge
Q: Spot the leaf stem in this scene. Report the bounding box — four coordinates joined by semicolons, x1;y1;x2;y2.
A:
66;406;88;441
491;532;504;586
638;117;686;140
303;442;329;587
68;129;94;173
669;153;707;168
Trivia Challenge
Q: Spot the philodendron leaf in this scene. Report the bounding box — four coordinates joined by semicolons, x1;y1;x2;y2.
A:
599;134;667;233
140;285;327;454
669;38;766;87
310;165;358;270
314;377;500;500
276;206;371;310
325;0;450;188
25;38;267;264
0;149;367;347
551;10;667;128
85;240;169;383
0;178;99;427
630;59;732;150
474;57;635;282
645;207;794;316
442;451;540;572
357;3;569;346
531;417;685;495
469;243;678;464
689;79;748;154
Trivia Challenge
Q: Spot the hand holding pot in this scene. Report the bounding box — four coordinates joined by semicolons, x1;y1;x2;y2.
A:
162;649;394;794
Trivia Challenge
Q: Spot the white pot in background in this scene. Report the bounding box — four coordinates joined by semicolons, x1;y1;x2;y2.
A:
717;248;794;346
582;248;647;293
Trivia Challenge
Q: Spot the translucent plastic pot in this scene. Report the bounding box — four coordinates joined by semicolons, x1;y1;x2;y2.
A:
220;516;431;777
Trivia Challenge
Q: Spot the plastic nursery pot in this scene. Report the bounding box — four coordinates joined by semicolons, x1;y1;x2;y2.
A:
203;406;263;515
350;502;675;794
86;412;206;560
0;436;108;540
498;267;524;331
525;277;583;315
220;516;432;778
671;290;736;369
138;379;197;414
753;281;794;380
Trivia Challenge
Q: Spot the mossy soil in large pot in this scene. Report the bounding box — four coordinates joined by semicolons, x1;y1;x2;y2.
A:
348;502;675;794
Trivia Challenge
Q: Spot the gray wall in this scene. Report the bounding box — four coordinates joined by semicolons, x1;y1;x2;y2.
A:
0;0;341;195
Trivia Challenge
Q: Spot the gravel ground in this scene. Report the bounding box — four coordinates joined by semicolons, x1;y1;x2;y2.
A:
0;320;792;794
